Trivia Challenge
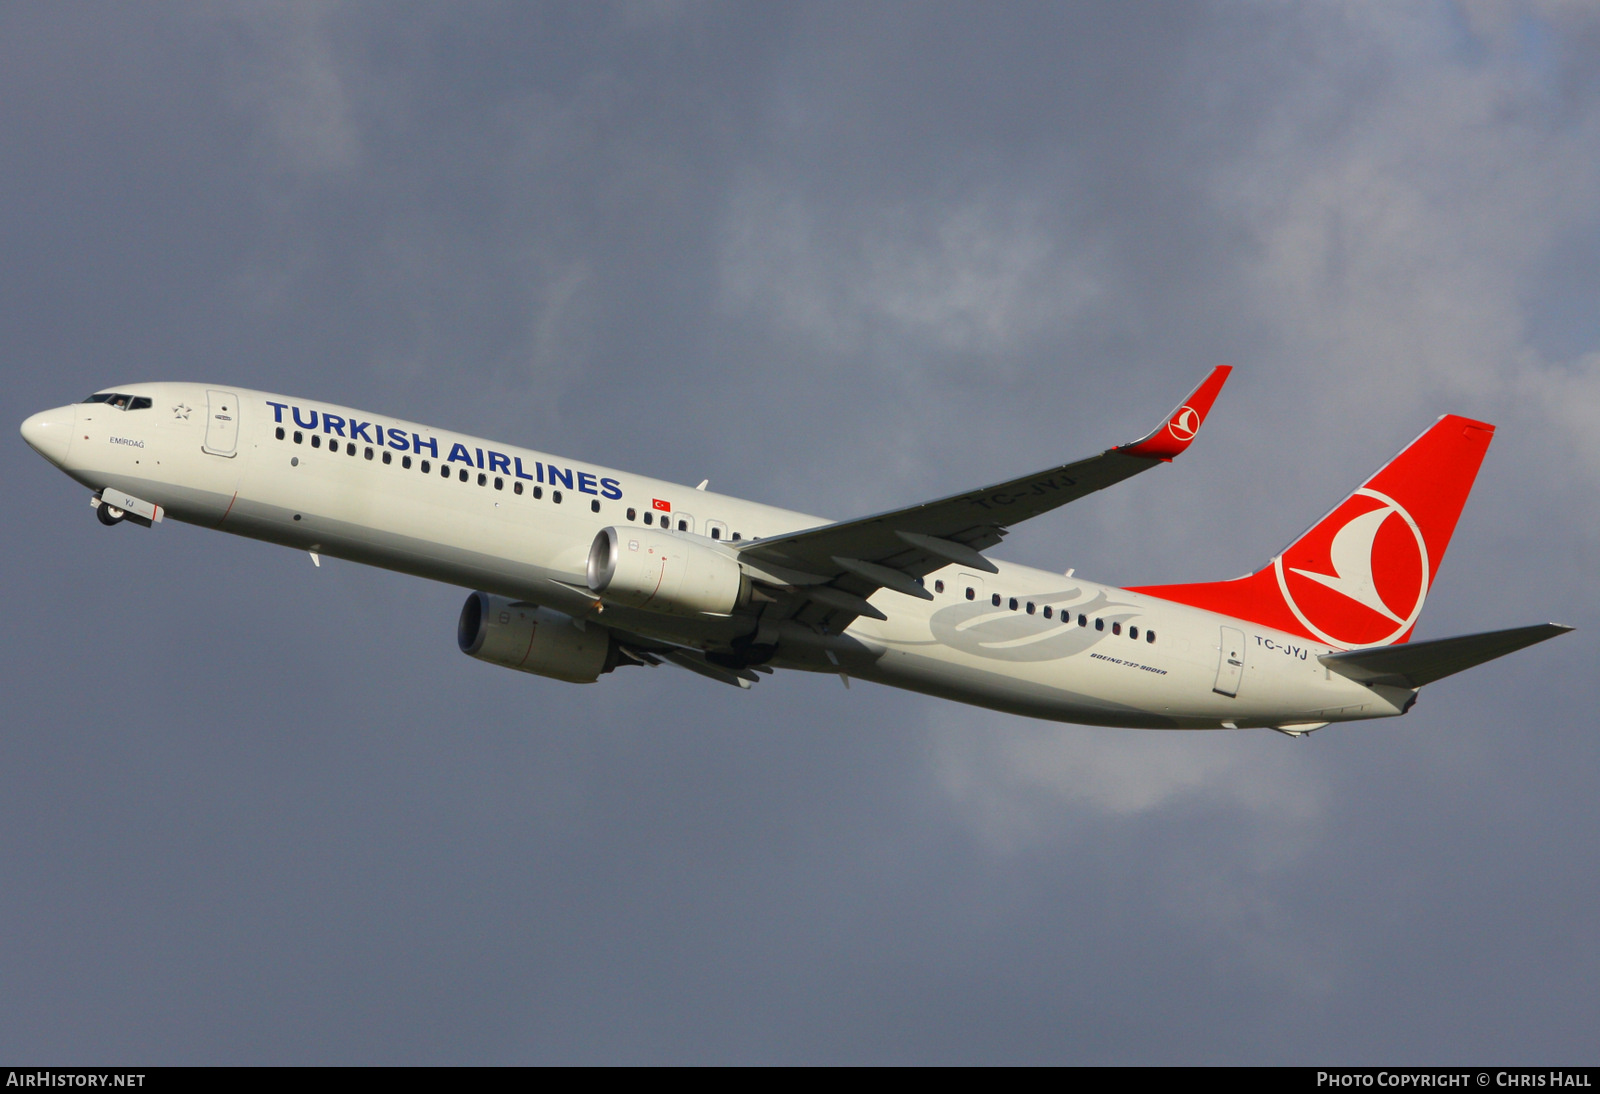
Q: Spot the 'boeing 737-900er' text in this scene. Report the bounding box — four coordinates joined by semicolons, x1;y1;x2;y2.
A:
20;368;1570;735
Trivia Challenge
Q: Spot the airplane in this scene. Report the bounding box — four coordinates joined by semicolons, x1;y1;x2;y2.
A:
19;367;1570;736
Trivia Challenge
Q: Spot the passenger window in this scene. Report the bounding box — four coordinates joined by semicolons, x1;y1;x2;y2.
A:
293;431;303;444
477;472;486;486
1146;631;1156;643
402;455;412;469
365;447;374;460
533;486;543;499
966;587;975;600
627;508;637;521
1026;602;1035;615
1009;598;1018;611
732;532;741;541
459;469;468;482
420;459;430;473
1094;617;1103;631
553;491;562;503
1129;626;1138;640
710;527;720;539
678;519;687;531
934;580;944;593
591;499;601;513
347;442;356;456
514;482;523;495
991;593;1001;607
311;435;321;449
382;451;391;465
1043;606;1052;619
275;427;285;440
644;512;653;525
494;477;503;490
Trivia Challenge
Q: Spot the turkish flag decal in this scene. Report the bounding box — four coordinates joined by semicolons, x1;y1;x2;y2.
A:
652;498;671;512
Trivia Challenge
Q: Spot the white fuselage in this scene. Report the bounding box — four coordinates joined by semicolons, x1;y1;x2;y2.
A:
29;383;1412;730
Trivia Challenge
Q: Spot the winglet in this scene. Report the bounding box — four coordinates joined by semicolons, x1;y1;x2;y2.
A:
1118;365;1232;462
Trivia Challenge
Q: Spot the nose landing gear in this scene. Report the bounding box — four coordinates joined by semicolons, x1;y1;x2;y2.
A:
91;488;160;528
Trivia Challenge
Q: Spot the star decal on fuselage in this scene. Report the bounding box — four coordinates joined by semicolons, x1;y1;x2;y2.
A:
173;404;191;420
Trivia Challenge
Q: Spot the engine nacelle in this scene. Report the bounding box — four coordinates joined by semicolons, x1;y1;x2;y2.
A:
457;592;617;683
586;526;744;616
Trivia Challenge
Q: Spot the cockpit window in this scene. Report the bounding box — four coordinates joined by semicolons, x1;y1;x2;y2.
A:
81;393;150;410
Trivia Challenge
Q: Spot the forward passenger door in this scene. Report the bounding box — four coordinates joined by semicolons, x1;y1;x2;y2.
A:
202;390;239;457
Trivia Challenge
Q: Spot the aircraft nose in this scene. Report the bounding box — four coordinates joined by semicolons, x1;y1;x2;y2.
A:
20;406;75;467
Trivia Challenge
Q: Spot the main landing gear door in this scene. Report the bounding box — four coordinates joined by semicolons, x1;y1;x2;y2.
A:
202;389;240;457
1214;625;1245;697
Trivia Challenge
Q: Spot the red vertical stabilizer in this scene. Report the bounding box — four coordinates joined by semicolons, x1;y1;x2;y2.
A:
1130;415;1496;649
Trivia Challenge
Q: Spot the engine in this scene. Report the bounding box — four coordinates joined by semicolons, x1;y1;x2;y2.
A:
457;592;620;683
586;526;745;616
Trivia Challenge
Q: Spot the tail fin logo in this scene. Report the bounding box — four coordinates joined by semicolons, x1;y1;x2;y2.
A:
1168;406;1200;442
1273;488;1430;647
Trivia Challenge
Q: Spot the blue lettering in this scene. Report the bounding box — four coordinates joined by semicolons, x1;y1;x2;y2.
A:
488;451;511;475
291;407;319;430
536;462;544;483
475;447;485;469
547;465;574;490
348;420;373;443
411;434;438;457
267;401;288;423
513;457;535;481
323;414;347;438
388;429;411;451
448;443;474;465
577;471;599;495
600;477;622;500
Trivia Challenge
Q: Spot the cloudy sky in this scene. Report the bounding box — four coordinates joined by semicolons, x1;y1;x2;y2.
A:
4;1;1597;1064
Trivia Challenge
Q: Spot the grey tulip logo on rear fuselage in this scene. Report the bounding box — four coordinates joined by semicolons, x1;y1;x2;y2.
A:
929;587;1141;663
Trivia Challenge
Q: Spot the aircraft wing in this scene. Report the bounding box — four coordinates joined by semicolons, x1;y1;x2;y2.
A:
1319;623;1573;688
734;366;1231;627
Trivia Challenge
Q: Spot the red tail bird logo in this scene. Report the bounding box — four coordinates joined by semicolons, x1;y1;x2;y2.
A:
1273;488;1430;647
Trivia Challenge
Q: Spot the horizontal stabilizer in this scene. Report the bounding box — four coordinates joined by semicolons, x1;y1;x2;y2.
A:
1320;623;1573;688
